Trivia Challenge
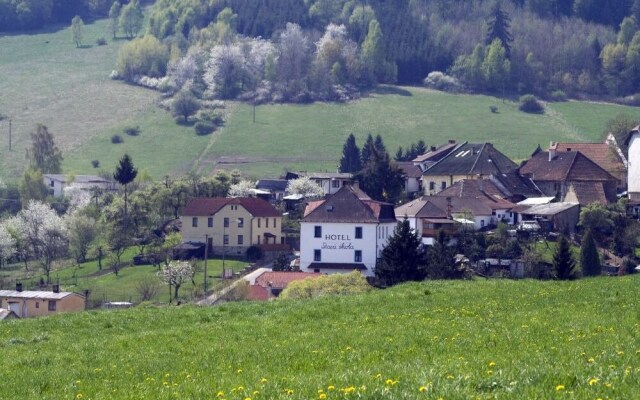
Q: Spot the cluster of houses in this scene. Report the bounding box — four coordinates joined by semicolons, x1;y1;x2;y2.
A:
6;129;637;315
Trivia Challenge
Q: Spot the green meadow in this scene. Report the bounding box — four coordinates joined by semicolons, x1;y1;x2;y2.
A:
0;276;638;399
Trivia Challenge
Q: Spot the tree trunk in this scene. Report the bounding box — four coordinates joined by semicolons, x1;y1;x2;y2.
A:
174;284;181;299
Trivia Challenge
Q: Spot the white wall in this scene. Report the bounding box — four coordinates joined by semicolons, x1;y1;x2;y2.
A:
629;134;640;200
300;221;395;276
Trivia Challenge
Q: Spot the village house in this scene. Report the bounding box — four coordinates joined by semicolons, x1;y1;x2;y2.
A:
43;174;114;197
421;142;518;195
510;201;580;234
549;141;627;190
396;161;423;197
247;271;322;300
412;140;458;172
0;284;86;318
285;171;353;195
299;185;397;276
519;147;618;205
256;179;289;202
180;197;284;256
626;127;640;201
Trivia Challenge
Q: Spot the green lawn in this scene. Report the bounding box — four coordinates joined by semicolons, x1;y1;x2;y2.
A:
0;276;637;399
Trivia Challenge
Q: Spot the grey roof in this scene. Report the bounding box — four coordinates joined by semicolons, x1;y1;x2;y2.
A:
43;174;111;184
256;179;288;192
512;202;579;216
0;290;80;300
423;142;517;176
303;185;396;223
288;171;353;180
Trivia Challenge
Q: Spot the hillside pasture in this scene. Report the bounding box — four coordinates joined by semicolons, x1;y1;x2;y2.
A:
0;276;637;399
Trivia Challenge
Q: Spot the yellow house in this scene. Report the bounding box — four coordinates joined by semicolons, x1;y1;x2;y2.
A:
181;197;283;256
0;285;86;318
422;142;518;195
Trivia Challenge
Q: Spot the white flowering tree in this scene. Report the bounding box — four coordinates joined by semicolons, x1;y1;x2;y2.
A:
1;216;30;271
157;260;194;301
286;177;324;198
63;185;92;214
19;201;68;282
0;224;16;268
228;180;256;198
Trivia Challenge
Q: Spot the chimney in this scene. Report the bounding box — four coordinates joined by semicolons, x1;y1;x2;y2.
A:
52;284;60;293
548;141;557;161
16;282;23;292
449;139;455;144
430;146;436;152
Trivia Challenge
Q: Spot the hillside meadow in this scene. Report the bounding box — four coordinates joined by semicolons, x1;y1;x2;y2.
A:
0;276;638;399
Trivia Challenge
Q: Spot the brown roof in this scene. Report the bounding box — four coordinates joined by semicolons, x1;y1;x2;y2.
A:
396;162;424;179
550;142;626;180
255;271;322;289
182;197;281;217
395;195;511;218
303;185;396;223
490;171;543;199
520;151;617;182
438;179;505;201
413;141;458;163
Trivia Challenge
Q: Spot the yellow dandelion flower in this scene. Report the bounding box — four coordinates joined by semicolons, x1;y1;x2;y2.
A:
319;394;327;399
76;380;81;385
328;385;335;390
217;391;225;398
375;373;382;379
446;375;454;380
488;362;496;367
605;383;612;388
253;391;259;395
385;379;394;385
588;358;595;363
555;385;565;391
237;369;243;374
76;394;83;399
237;386;244;391
419;386;428;392
260;378;268;383
588;378;599;386
284;388;294;395
244;398;251;400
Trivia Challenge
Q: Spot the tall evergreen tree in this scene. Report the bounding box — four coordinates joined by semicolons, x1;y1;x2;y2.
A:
553;235;576;280
339;133;362;173
113;154;138;216
485;1;513;58
374;134;386;153
356;146;403;203
375;218;427;286
580;229;601;276
426;229;458;278
360;134;374;167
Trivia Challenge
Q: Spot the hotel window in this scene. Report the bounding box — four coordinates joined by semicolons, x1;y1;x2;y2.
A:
266;218;269;228
48;301;57;311
355;226;362;239
354;250;362;262
441;182;446;190
314;249;321;261
207;217;213;228
237;235;244;245
192;217;198;227
237;218;244;228
314;226;322;238
257;236;261;244
429;182;435;190
273;218;276;228
224;217;229;228
258;218;261;228
223;235;229;245
332;180;340;188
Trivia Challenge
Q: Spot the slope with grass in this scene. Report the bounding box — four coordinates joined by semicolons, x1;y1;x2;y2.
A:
0;276;638;399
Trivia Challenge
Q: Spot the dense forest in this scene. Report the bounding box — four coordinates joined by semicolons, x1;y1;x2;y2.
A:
5;0;640;100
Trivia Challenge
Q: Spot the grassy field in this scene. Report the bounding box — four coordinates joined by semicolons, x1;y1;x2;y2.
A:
3;19;640;181
0;276;638;399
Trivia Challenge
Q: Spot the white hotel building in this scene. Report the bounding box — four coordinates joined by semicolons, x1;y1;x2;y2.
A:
299;185;397;277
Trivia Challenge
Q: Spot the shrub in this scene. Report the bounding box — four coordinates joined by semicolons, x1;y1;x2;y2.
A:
96;37;107;46
280;271;372;300
423;71;464;93
124;126;140;136
550;90;567;102
91;160;100;168
116;35;169;82
194;121;215;136
197;109;224;126
246;245;263;262
111;134;123;144
519;94;545;113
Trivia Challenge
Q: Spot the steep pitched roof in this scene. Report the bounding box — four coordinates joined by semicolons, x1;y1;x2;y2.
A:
489;171;544;198
567;182;608;205
182;197;281;217
412;141;458;163
550;142;626;179
520;151;617;182
438;178;504;201
256;179;288;192
423;142;517;176
302;185;395;223
396;193;513;219
396;162;423;179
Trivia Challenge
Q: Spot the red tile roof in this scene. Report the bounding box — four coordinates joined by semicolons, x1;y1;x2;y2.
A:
247;285;270;301
183;197;281;217
520;151;616;182
255;271;322;289
550;142;626;181
303;185;396;223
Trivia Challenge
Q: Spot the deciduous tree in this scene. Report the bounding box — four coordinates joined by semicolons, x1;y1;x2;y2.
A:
108;1;121;39
26;124;63;174
286;177;324;198
119;0;143;39
71;15;84;47
171;89;200;123
158;260;194;300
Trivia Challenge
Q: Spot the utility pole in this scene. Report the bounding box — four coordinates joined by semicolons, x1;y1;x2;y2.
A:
204;234;209;295
8;119;11;151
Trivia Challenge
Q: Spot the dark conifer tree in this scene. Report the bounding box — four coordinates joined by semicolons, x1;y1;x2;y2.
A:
375;218;427;286
553;235;576;280
394;146;405;161
356;146;404;203
580;229;601;276
339;133;362;173
113;153;138;215
360;134;374;167
374;134;386;153
486;1;513;58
